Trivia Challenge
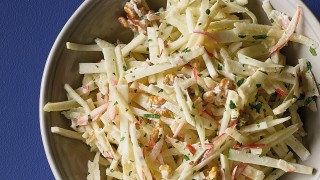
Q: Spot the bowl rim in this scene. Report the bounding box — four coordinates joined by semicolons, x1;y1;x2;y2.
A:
39;0;320;179
39;0;99;179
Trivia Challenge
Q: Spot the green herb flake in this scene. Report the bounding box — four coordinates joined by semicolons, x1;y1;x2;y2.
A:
112;72;116;76
158;89;164;93
114;101;118;105
198;85;204;93
252;35;267;40
93;82;98;88
120;137;125;141
157;134;163;142
95;65;99;68
144;133;147;137
306;61;312;71
237;78;245;87
205;9;211;15
182;47;191;53
184;155;190;161
140;15;147;20
88;114;92;122
309;47;317;56
255;103;262;113
148;39;152;42
143;114;161;119
270;18;274;23
192;104;195;109
229;100;237;109
218;63;223;70
238;35;246;39
129;171;133;176
256;84;261;88
123;65;127;71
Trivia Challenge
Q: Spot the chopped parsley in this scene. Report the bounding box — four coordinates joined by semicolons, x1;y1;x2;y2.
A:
88;114;92;122
252;35;267;40
123;65;127;71
218;63;223;70
198;85;204;93
309;47;317;56
158;89;164;93
110;169;114;173
229;100;237;109
182;47;191;53
140;15;147;20
249;102;262;113
238;35;246;39
184;155;190;161
205;9;211;15
157;134;163;142
114;101;118;105
307;61;312;71
95;65;99;68
148;39;152;42
270;18;274;23
256;84;261;88
256;121;261;128
237;78;245;87
129;171;133;176
93;82;98;88
120;137;125;141
143;114;161;119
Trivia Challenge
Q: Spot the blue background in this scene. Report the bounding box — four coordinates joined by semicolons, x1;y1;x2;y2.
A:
0;0;318;179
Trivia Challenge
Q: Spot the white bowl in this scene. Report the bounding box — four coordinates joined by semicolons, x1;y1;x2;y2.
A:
39;0;320;179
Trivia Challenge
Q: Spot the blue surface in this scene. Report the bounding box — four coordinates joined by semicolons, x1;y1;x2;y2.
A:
0;0;318;179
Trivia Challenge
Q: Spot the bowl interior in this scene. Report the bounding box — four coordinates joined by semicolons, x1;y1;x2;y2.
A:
40;0;320;179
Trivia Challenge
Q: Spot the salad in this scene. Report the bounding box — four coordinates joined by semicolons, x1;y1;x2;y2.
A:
44;0;319;179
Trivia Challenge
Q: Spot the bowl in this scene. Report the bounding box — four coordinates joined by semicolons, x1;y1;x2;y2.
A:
39;0;320;179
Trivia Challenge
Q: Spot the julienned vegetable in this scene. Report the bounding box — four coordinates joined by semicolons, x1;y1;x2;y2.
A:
44;0;319;179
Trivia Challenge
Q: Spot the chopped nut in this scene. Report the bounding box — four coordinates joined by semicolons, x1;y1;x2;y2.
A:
159;165;172;179
148;96;166;106
207;166;221;180
219;78;236;91
148;107;172;118
203;78;235;106
163;74;176;85
118;0;155;33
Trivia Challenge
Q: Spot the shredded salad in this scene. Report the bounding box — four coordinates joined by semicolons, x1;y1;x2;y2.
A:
44;0;320;179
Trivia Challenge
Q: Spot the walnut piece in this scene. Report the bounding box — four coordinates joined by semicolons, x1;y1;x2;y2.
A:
207;166;221;180
203;78;235;106
148;96;166;106
118;0;153;33
163;74;176;85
